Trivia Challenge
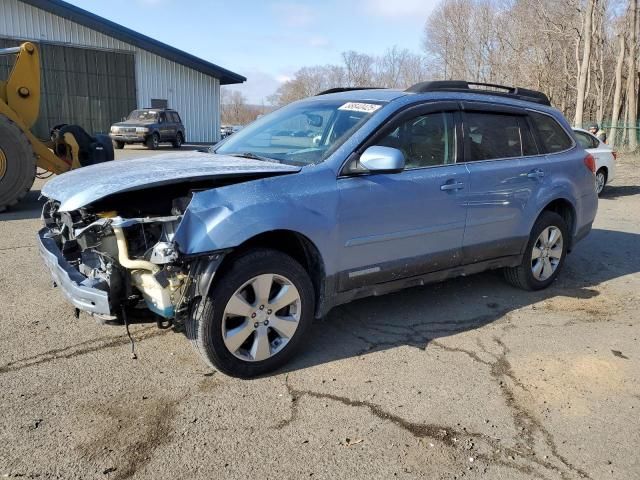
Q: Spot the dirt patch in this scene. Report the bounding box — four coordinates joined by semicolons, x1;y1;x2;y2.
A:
538;287;623;322
76;395;178;480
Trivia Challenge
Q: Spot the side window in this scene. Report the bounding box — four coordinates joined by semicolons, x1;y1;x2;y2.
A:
574;131;597;149
174;112;182;124
374;111;456;169
573;130;600;148
529;111;573;153
463;112;536;161
159;112;167;124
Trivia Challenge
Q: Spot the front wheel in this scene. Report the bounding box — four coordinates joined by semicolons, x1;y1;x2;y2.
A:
186;249;315;377
145;132;160;149
503;211;568;290
113;140;125;150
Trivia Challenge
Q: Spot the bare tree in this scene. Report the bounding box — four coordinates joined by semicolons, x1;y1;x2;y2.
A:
626;0;638;150
609;32;626;145
575;0;597;127
221;89;266;125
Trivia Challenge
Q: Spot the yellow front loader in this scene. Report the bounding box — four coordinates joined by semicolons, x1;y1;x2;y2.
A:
0;42;114;212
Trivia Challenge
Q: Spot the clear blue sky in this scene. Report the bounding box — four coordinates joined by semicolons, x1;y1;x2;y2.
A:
67;0;439;103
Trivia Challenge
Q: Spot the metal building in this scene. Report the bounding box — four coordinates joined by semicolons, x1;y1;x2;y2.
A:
0;0;245;142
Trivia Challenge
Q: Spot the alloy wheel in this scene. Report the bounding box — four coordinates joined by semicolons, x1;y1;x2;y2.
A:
531;226;563;281
222;273;301;362
595;171;605;194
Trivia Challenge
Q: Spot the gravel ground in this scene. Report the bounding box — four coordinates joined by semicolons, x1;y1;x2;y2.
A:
0;148;638;480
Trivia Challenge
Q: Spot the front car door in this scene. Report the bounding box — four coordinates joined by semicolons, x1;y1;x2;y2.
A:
336;102;468;291
460;104;545;264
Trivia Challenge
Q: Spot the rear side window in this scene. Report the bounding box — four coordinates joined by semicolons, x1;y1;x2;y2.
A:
529;111;573;153
574;130;598;149
463;112;536;161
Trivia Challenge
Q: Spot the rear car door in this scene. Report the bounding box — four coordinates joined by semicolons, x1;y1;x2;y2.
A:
158;112;172;140
460;104;544;263
336;102;468;290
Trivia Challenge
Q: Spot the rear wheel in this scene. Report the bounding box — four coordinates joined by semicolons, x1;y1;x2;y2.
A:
595;168;607;195
172;132;183;149
503;211;568;290
145;132;159;149
0;115;36;213
186;249;315;377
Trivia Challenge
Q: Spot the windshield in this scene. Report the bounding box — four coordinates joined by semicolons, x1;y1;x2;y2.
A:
215;99;385;165
127;110;159;122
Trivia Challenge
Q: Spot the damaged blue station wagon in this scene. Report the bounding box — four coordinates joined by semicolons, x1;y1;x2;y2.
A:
38;81;598;377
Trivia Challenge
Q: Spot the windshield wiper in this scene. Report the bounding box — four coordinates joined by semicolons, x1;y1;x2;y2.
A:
229;152;279;163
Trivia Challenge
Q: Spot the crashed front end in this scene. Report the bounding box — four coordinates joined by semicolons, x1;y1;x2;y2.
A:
36;154;299;324
38;197;200;323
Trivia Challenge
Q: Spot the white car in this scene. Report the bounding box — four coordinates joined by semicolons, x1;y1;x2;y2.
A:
573;128;617;195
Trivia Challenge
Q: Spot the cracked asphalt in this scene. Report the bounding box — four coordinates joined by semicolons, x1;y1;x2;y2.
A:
1;147;639;479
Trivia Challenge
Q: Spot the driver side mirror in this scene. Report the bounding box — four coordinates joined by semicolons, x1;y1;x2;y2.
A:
356;146;405;173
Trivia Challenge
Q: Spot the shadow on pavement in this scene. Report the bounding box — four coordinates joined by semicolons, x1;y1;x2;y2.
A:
280;227;640;374
0;189;43;221
600;185;640;200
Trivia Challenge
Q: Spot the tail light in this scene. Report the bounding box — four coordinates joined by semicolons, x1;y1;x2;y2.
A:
612;151;617;161
583;153;596;173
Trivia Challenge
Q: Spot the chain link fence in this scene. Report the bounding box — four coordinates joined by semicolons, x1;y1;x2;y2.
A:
599;122;639;152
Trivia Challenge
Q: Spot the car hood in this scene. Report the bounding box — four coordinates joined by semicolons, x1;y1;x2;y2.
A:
42;153;300;211
112;120;155;127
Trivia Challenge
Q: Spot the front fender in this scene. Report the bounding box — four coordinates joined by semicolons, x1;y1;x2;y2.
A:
173;167;338;267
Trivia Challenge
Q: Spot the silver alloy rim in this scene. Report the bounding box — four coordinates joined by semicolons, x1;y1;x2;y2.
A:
222;273;301;362
595;172;605;193
531;226;563;281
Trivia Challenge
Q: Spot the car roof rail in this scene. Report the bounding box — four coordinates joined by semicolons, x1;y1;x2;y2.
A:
405;80;551;106
315;87;381;96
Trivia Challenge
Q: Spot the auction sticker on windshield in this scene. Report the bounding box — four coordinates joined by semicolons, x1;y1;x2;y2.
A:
338;102;382;113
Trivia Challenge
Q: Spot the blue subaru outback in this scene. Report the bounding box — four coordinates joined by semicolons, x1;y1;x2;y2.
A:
38;81;598;377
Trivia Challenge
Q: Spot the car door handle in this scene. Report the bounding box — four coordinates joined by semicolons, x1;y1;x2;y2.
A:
440;181;465;191
526;169;545;179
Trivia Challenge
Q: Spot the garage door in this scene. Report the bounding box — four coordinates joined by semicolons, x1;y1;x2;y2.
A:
0;39;136;139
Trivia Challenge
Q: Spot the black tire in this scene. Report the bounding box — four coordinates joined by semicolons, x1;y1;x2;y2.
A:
0;115;36;213
113;140;125;150
172;132;183;149
186;249;315;378
145;132;160;150
503;211;569;291
595;168;607;196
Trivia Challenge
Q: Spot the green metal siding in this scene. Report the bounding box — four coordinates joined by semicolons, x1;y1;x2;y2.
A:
0;38;136;139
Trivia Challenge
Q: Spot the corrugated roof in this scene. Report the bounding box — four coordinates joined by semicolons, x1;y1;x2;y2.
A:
20;0;246;85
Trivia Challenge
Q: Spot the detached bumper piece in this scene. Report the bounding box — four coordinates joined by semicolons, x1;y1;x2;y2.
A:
37;228;112;316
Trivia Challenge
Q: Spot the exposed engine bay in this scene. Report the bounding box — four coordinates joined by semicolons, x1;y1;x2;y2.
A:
37;153;301;326
40;177;251;324
42;192;188;323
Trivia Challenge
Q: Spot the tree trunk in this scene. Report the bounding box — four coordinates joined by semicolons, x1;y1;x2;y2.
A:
609;34;626;146
574;0;596;127
626;0;638;151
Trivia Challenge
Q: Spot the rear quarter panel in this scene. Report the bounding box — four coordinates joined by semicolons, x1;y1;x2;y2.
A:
519;145;597;245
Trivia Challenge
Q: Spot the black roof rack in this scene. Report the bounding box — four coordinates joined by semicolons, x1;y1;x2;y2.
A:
405;81;551;106
316;87;381;96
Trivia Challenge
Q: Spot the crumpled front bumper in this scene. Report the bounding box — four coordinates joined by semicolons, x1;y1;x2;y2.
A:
37;228;113;316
